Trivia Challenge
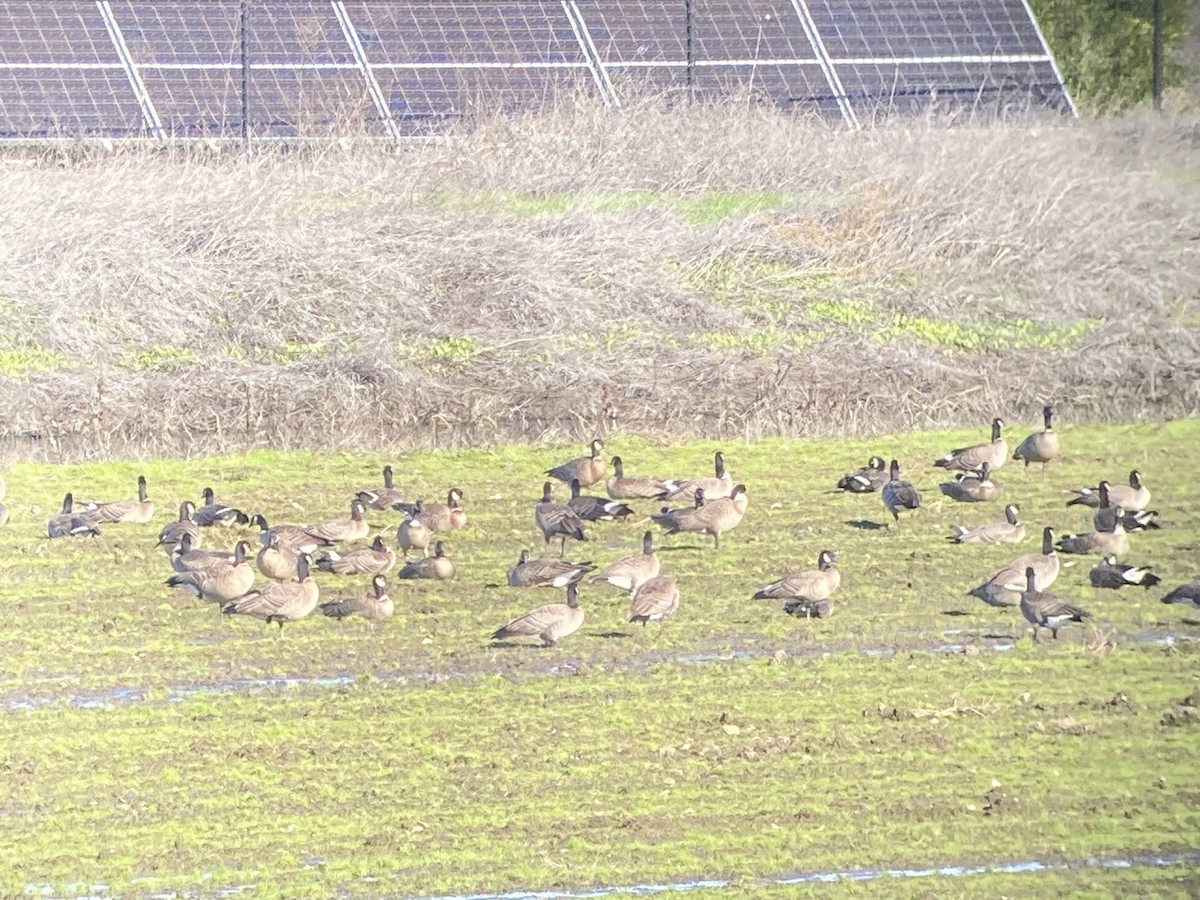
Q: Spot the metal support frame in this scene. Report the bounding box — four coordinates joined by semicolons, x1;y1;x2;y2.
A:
240;0;252;150
96;0;163;138
563;0;617;107
332;0;403;140
789;0;858;127
1151;0;1164;112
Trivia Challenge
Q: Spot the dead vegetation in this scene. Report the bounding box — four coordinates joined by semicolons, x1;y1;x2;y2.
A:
0;100;1198;460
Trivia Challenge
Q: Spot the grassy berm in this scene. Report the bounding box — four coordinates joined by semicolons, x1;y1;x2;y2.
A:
0;419;1197;896
0;107;1198;456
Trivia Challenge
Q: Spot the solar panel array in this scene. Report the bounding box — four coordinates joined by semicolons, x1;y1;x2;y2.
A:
0;1;1074;140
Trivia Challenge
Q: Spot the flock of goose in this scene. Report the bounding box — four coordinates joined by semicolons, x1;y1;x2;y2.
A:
11;407;1200;647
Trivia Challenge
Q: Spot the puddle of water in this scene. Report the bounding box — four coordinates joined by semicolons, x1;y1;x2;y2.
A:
5;632;1194;713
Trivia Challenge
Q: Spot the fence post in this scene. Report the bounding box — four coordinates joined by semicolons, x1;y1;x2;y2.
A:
685;0;695;102
1151;0;1163;111
240;0;252;149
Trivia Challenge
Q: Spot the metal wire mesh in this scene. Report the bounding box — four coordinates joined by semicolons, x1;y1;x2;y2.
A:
0;0;1074;140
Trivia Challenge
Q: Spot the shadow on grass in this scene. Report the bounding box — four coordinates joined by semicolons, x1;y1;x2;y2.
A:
847;519;888;530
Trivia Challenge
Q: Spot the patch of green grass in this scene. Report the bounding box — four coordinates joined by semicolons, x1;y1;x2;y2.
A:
807;298;880;328
396;335;487;362
270;339;326;363
119;344;200;372
0;346;71;377
876;316;1101;352
1;421;1198;896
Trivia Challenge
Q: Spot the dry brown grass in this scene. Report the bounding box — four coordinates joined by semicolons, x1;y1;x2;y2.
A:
0;99;1198;459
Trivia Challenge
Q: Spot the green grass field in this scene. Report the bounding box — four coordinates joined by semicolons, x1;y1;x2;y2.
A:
0;420;1198;896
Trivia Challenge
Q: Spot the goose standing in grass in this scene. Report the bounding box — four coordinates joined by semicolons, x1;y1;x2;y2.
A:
968;527;1059;607
939;462;1002;503
534;481;587;556
506;550;594;588
1055;516;1129;557
492;583;584;647
663;450;734;501
836;456;888;493
753;550;840;618
605;456;671;500
568;478;633;522
948;504;1024;545
592;531;660;593
402;488;466;532
171;534;245;575
1161;578;1200;609
320;575;393;623
156;501;200;552
305;499;369;545
880;460;920;527
252;514;331;555
1019;567;1090;643
1090;482;1160;532
166;540;255;607
933;418;1007;473
356;465;405;512
192;486;249;527
223;552;320;632
629;576;680;627
1066;470;1151;512
78;474;154;524
396;541;456;580
1012;405;1060;476
546;439;606;488
46;493;101;538
396;501;432;558
255;532;299;581
652;484;748;550
316;534;396;576
1089;556;1161;591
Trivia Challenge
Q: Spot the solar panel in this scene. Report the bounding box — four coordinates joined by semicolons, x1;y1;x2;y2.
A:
0;0;1074;140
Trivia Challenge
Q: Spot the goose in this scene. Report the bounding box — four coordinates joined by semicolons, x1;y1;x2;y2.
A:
591;531;660;593
171;534;246;575
1055;516;1129;557
251;514;331;555
396;541;456;580
223;552;320;631
156;501;200;552
968;526;1059;607
1161;578;1200;608
1012;405;1060;476
1090;482;1160;533
933;418;1007;473
948;504;1025;545
629;576;680;626
784;598;833;620
356;465;405;511
1066;470;1151;512
836;456;888;493
652;484;747;550
46;493;101;538
396;502;432;558
398;488;466;532
255;532;299;582
166;539;255;607
880;460;920;526
662;450;734;501
534;482;587;556
938;461;1002;503
753;550;840;605
1020;567;1090;643
568;479;633;522
506;550;594;588
316;534;395;576
492;583;584;646
1089;556;1161;591
320;574;393;622
192;486;249;527
78;474;154;524
545;439;606;488
605;456;671;500
305;499;369;545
